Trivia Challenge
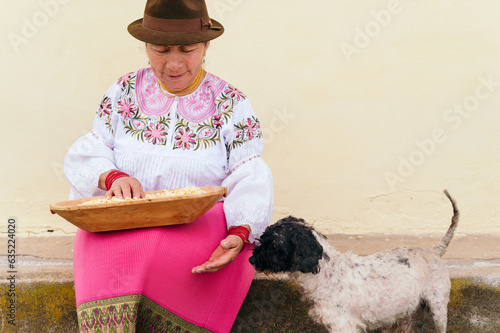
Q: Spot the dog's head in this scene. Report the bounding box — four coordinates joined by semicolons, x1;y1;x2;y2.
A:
249;216;326;274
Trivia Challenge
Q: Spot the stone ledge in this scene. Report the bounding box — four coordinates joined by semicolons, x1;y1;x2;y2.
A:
3;233;500;285
9;233;500;260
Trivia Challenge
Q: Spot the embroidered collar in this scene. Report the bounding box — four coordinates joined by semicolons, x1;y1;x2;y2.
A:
135;68;226;123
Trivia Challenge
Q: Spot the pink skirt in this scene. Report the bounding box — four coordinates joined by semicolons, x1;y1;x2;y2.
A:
74;202;255;333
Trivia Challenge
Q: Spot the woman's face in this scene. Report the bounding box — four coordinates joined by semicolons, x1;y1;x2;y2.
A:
146;43;208;91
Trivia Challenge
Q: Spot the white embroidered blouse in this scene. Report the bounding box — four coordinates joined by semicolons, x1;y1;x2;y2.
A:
64;68;274;242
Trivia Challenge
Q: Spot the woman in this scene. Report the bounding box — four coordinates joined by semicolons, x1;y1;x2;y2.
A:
64;0;274;332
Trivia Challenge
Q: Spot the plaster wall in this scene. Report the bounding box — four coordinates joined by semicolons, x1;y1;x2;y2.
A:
2;0;500;235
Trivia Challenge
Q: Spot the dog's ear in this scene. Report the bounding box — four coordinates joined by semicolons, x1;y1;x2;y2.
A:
288;222;324;274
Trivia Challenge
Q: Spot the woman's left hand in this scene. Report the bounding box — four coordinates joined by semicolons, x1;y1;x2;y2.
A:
192;235;245;274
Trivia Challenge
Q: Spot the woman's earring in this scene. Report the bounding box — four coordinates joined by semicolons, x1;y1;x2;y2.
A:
202;58;206;68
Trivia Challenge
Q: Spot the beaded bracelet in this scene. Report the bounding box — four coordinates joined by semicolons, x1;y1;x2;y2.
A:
227;226;250;244
105;170;130;191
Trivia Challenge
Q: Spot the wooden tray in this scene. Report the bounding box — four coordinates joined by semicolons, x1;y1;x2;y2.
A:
50;186;227;232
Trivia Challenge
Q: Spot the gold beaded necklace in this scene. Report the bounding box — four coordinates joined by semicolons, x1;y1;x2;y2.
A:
158;67;205;97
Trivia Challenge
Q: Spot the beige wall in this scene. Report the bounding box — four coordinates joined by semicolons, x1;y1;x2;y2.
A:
2;0;500;235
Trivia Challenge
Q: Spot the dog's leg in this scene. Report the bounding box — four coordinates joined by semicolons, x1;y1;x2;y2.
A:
398;315;413;332
395;304;422;332
422;292;448;333
421;278;450;333
427;301;448;333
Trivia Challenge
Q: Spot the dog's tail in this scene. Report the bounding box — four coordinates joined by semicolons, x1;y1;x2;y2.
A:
433;190;459;257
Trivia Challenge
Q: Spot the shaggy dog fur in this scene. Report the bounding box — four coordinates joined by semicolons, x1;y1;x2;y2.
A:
249;190;459;333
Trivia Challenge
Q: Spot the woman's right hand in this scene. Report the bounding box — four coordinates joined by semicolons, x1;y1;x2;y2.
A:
99;170;145;199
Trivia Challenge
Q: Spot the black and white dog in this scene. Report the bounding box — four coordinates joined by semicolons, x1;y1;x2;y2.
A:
249;191;459;333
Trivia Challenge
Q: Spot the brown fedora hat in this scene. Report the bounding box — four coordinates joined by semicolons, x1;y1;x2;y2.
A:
128;0;224;45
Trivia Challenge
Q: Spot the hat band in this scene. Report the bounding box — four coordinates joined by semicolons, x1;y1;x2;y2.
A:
142;14;212;33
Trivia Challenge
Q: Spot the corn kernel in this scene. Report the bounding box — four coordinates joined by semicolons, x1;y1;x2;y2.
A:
79;187;205;205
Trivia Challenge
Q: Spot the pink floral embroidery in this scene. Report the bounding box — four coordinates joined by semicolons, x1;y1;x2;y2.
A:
144;123;167;145
199;90;211;103
176;74;227;123
98;97;112;117
145;84;155;97
228;116;262;151
136;68;173;116
115;68;259;150
213;114;224;129
117;73;132;88
224;86;246;102
178;92;215;123
174;127;196;150
117;97;137;120
244;118;257;140
134;121;145;130
203;129;214;137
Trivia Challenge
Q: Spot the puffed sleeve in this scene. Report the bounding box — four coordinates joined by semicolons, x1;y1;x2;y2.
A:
64;83;122;200
220;95;274;243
